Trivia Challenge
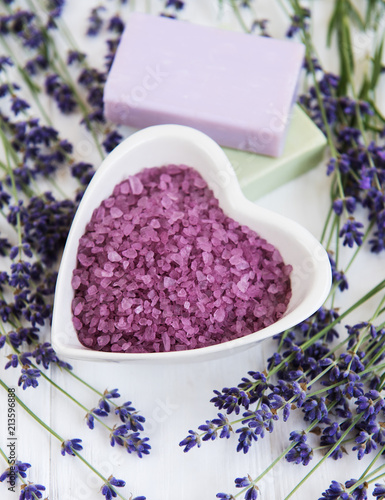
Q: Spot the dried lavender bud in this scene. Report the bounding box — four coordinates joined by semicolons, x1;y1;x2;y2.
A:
0;460;31;482
19;483;46;500
101;476;125;500
61;438;83;456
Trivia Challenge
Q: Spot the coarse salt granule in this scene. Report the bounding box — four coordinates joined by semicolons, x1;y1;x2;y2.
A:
72;165;292;353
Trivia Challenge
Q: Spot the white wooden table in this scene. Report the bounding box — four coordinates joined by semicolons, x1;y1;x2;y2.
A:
1;1;383;499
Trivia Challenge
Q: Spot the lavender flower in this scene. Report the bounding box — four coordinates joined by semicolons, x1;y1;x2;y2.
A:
179;430;201;452
320;423;344;460
124;432;151;458
355;391;385;420
18;368;41;389
107;15;125;34
101;476;126;500
302;396;329;423
22;193;76;265
92;407;109;418
32;342;59;369
98;388;120;413
61;438;83;456
85;412;95;430
352;429;378;460
0;460;31;482
250;19;270;37
67;50;85;65
114;401;146;431
235;427;258;454
102;130;123;153
199;413;232;441
211;386;251;414
339;219;364;248
19;483;46;500
11;97;30;115
241;404;278;436
110;425;128;447
110;426;150;457
45;74;77;113
165;0;185;9
0;55;13;71
87;6;106;36
5;353;19;369
5;351;32;369
345;479;367;500
318;480;348;500
71;161;95;186
328;254;349;291
286;7;310;38
285;440;313;465
235;476;259;500
320;479;369;500
373;484;385;499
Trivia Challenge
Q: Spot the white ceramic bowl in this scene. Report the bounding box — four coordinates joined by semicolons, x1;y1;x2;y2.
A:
52;124;331;362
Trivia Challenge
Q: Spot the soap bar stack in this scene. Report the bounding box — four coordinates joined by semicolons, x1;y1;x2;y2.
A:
104;13;305;157
224;105;326;201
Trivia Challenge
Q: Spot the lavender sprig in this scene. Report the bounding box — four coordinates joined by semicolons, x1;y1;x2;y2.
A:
0;379;145;500
2;337;150;455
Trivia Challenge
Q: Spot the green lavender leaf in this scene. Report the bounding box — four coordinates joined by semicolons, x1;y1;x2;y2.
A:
365;0;385;29
337;13;355;95
359;74;371;101
370;34;385;90
327;2;339;47
345;0;365;30
365;0;377;26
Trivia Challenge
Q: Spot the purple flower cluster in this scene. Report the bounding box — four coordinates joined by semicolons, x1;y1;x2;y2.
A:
250;19;270;37
101;476;137;500
161;0;185;19
181;302;385;499
0;68;85;364
217;475;258;500
0;459;47;500
110;428;151;458
85;388;150;458
286;431;313;465
299;66;385;255
0;11;43;49
1;2;124;155
0;3;144;499
101;475;145;500
2;116;73;187
19;483;46;500
319;479;370;500
45;74;77;114
87;6;106;36
286;6;311;38
0;460;31;482
61;438;83;456
3;341;72;390
81;9;125;143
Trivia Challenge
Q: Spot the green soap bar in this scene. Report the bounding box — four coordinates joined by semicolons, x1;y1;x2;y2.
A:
223;105;327;201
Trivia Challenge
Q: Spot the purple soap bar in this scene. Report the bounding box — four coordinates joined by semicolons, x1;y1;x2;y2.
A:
104;13;305;157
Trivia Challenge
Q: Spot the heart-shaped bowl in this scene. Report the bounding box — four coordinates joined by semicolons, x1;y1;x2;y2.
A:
52;124;331;363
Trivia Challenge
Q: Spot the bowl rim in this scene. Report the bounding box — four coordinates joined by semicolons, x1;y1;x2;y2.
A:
52;124;331;361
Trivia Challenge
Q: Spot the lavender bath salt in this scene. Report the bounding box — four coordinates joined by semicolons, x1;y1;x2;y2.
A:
71;165;292;353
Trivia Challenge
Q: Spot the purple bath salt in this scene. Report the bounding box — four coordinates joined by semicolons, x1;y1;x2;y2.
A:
71;165;292;353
